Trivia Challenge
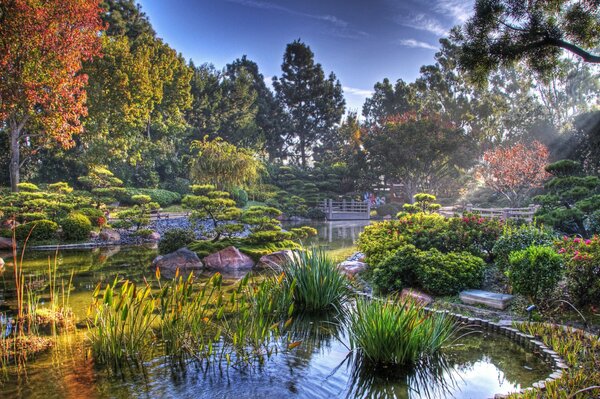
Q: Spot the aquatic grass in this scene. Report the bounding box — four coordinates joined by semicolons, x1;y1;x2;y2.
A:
87;277;157;370
348;297;456;366
282;248;349;313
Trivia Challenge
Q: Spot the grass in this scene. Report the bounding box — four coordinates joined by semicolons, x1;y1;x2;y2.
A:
282;248;350;313
349;297;457;366
510;322;600;399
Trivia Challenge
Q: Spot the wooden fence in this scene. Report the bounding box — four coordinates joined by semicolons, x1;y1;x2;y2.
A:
319;199;371;221
438;204;539;222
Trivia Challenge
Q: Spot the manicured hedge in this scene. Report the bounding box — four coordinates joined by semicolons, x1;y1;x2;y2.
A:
121;188;181;207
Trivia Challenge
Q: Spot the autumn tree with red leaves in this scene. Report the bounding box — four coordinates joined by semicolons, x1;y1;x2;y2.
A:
478;141;550;206
0;0;104;191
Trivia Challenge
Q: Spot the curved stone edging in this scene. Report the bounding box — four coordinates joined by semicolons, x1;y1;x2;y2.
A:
351;288;567;398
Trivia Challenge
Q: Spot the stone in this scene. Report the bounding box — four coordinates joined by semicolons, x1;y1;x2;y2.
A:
99;228;120;243
459;289;514;310
152;248;203;278
89;231;99;239
256;250;294;272
0;237;12;249
337;260;368;278
203;246;254;272
0;257;4;268
400;288;433;306
148;232;161;242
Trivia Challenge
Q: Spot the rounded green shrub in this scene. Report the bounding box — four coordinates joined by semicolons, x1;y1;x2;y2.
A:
78;207;107;227
158;228;195;254
507;245;563;303
375;203;400;218
61;213;93;242
16;182;39;192
231;187;248;208
121;188;181;207
15;219;59;241
372;245;422;293
492;224;556;270
306;207;326;220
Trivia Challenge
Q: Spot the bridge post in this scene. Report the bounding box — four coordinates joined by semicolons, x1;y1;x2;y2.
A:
327;199;333;220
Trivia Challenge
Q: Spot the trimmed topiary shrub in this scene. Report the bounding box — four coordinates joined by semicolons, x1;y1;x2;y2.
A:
122;188;181;207
230;187;248;208
15;219;59;241
61;213;93;241
492;224;556;270
77;207;107;227
16;182;40;192
372;244;486;296
306;207;326;220
158;228;195;254
507;245;563;303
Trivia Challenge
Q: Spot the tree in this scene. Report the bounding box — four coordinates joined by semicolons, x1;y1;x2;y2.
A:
458;0;600;84
78;165;127;208
189;137;264;190
0;0;104;191
273;40;345;167
478;141;550;206
114;194;159;231
363;112;475;201
534;159;600;237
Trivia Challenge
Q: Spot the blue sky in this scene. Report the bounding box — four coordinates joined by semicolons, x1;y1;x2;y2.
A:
137;0;474;112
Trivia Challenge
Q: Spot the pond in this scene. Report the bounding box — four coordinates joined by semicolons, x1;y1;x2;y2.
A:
0;220;553;398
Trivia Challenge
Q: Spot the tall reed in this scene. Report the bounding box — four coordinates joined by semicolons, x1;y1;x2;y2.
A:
282;248;349;313
349;297;456;366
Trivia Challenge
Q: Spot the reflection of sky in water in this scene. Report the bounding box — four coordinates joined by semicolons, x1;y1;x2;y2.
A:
438;361;520;399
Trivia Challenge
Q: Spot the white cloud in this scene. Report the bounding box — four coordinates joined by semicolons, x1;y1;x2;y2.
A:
397;38;438;50
434;0;473;24
395;13;447;36
343;86;374;97
225;0;348;28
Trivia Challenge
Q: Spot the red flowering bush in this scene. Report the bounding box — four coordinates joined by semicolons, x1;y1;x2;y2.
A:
556;235;600;306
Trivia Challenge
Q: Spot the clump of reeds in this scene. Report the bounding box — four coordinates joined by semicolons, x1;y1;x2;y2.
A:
282;248;349;313
348;297;456;366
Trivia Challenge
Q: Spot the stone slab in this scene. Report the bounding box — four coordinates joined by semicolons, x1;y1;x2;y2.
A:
459;289;514;310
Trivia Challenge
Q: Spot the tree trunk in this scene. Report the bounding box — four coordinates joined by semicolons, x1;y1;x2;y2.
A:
300;132;306;168
9;120;21;193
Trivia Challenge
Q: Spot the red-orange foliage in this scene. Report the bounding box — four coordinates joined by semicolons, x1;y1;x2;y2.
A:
0;0;104;189
478;141;550;206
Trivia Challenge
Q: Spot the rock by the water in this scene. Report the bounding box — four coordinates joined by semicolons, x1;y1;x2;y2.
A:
0;257;4;268
0;237;12;249
99;228;121;243
203;246;254;271
89;231;99;240
148;232;161;242
459;289;514;310
400;288;433;306
256;250;294;271
152;248;203;278
337;260;368;278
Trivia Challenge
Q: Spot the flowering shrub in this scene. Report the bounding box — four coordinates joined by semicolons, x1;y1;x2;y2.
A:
556;236;600;306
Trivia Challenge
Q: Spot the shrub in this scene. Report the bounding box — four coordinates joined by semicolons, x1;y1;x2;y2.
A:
507;245;563;303
402;193;441;214
121;188;181;207
47;182;73;194
306;207;326;220
61;213;93;241
158;228;195;254
375;203;400;218
349;297;456;366
160;177;191;196
556;236;600;306
492;224;556;270
78;207;107;227
282;248;349;312
15;219;59;241
372;244;486;295
16;182;39;192
230;187;248;208
290;226;318;240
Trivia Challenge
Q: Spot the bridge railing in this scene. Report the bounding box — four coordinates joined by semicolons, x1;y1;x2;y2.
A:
319;199;371;220
438;204;539;222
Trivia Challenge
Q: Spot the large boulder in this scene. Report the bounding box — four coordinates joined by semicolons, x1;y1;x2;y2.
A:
148;231;161;242
151;248;203;278
203;246;254;272
256;250;294;272
99;228;120;243
337;260;368;278
0;237;12;249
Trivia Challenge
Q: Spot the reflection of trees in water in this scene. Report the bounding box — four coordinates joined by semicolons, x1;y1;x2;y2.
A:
443;329;548;388
344;354;460;399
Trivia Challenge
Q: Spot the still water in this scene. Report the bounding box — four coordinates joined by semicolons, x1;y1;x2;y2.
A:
0;221;552;398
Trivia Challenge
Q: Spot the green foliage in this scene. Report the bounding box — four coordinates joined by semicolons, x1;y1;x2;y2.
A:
183;184;243;240
402;193;441;214
492;224;556;270
282;248;349;312
121;188;181;207
231;187;248;208
372;245;485;295
556;236;600;306
16;182;39;192
115;198;160;231
77;207;107;227
349;297;456;366
507;245;563;303
158;228;195;255
78;165;127;207
534;160;600;236
306;207;325;220
289;226;318;240
14;220;59;241
47;182;73;194
61;213;93;242
375;203;400;218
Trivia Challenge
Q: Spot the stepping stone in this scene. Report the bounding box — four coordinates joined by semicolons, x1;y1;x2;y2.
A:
459;289;514;310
